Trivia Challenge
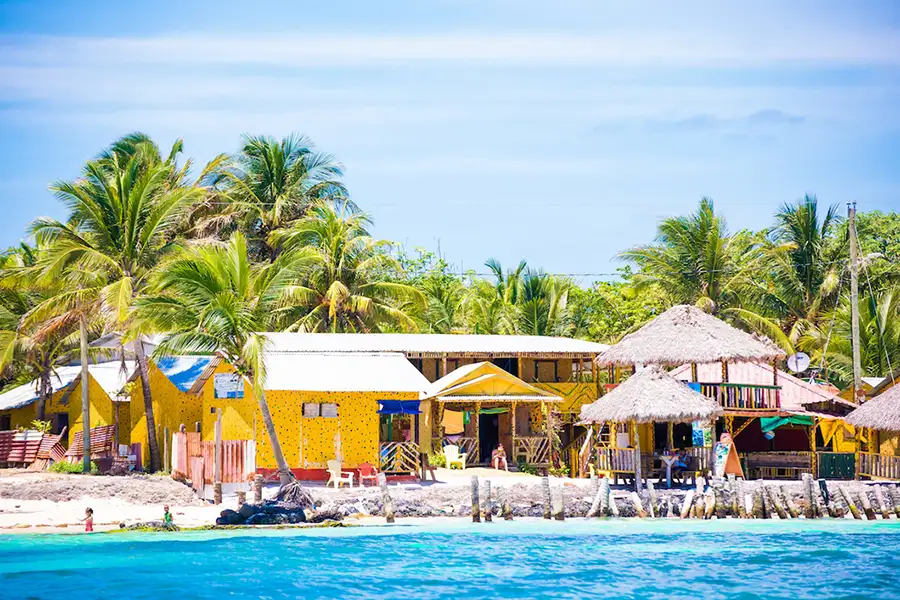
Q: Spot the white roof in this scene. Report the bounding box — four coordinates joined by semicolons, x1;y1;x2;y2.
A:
0;361;135;411
264;352;429;393
263;333;607;357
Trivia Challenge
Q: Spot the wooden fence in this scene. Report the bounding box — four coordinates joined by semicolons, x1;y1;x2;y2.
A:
380;441;420;474
596;447;636;474
513;435;551;467
171;432;255;491
859;452;900;480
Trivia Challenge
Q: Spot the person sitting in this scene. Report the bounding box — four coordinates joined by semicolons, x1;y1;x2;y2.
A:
491;443;509;471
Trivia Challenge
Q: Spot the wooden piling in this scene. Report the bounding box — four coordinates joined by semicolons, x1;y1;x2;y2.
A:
838;486;861;520
819;479;839;518
889;485;900;518
765;486;789;519
713;485;727;519
236;491;246;509
609;490;620;517
541;476;552;520
378;473;395;523
752;486;765;519
780;486;800;519
728;476;740;517
470;476;481;523
483;479;493;522
253;474;263;504
501;487;513;520
694;477;706;519
631;492;648;518
857;489;877;520
736;479;748;518
680;491;695;519
666;497;675;518
646;480;658;518
587;482;604;518
873;485;892;520
552;487;565;521
801;474;815;518
703;491;715;519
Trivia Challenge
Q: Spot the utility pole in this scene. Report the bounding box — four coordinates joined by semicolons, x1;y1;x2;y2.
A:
848;202;863;404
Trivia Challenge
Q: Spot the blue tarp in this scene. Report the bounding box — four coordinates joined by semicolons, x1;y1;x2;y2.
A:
377;400;422;415
155;356;215;392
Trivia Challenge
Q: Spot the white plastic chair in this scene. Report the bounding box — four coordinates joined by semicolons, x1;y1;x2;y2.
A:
443;445;466;470
327;459;354;488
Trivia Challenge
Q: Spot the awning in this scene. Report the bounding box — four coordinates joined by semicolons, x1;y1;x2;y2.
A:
760;415;814;433
377;400;422;415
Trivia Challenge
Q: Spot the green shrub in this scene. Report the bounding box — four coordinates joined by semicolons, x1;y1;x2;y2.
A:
427;452;446;468
49;461;99;474
548;465;569;478
516;458;538;475
30;420;52;434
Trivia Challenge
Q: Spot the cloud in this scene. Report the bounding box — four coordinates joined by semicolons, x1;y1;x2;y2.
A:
592;109;807;135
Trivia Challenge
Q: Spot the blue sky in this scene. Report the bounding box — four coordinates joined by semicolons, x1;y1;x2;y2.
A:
1;1;899;281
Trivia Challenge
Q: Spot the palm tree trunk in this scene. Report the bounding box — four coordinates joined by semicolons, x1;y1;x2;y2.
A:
36;363;50;422
134;341;162;473
79;316;91;474
256;384;293;485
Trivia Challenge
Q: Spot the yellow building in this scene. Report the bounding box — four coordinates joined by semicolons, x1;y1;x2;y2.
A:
0;361;133;447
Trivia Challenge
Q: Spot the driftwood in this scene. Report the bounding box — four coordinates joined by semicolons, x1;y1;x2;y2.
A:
680;490;695;519
857;489;877;521
483;479;493;522
839;486;862;520
470;476;481;523
631;492;648;518
541;476;552;520
873;486;892;520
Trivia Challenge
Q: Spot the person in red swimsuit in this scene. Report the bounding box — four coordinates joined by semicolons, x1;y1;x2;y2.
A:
82;507;94;532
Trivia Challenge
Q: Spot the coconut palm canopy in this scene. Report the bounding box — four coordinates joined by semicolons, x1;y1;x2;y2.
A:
596;304;785;367
579;366;723;424
844;383;900;432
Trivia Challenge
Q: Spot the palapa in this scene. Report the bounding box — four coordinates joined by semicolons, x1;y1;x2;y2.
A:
595;305;785;366
845;383;900;432
579;366;723;424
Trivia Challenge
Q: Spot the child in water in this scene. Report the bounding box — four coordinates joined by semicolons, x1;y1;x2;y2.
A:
82;507;94;532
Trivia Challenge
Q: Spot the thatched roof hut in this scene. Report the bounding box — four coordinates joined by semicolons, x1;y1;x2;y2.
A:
579;366;723;424
595;305;785;366
845;383;900;431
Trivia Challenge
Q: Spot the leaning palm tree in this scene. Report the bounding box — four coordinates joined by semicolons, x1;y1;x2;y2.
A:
29;134;204;471
204;134;350;261
140;231;313;485
270;205;423;332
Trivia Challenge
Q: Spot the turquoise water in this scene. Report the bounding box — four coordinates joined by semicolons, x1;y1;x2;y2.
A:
2;519;900;599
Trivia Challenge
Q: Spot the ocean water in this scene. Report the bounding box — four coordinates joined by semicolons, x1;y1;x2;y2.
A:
2;519;900;599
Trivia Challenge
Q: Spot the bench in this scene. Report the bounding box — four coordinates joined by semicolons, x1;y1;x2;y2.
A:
743;452;813;480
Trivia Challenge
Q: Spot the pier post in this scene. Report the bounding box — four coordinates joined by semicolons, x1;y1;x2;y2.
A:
236;491;246;509
801;474;815;518
839;486;861;520
541;476;552;520
630;492;647;518
471;476;481;523
755;483;769;519
587;481;604;518
666;496;675;518
253;474;263;504
483;479;493;522
873;486;891;519
713;484;727;519
598;477;611;517
552;487;565;521
765;486;788;519
213;482;222;505
679;490;694;519
378;473;395;523
646;480;658;518
857;489;877;520
780;486;800;519
501;488;513;520
889;485;900;517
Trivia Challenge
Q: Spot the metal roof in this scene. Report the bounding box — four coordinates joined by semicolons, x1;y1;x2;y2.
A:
0;361;135;412
262;333;607;357
263;352;430;393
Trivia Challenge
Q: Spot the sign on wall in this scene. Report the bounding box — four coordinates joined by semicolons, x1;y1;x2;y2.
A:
214;373;244;399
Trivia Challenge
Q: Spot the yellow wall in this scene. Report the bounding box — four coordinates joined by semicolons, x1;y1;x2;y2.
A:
130;361;204;467
0;405;36;430
199;361;419;469
533;382;597;414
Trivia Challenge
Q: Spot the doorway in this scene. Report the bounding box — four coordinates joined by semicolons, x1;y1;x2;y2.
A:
479;413;499;462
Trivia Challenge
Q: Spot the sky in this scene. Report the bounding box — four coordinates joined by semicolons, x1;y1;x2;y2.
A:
1;1;899;282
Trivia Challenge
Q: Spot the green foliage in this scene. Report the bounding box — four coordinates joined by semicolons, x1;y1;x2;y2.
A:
516;458;538;475
567;275;669;343
49;461;99;474
427;451;447;468
30;420;52;433
548;465;569;478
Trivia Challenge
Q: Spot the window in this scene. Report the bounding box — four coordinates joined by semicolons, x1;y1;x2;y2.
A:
303;403;320;418
0;414;10;431
321;403;338;418
303;403;338;418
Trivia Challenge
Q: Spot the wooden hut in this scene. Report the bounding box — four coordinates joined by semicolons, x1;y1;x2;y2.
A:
845;383;900;479
580;366;722;490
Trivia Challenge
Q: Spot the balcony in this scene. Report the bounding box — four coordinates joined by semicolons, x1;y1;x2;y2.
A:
604;381;781;412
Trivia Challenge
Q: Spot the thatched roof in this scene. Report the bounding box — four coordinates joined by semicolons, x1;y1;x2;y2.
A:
845;383;900;431
595;305;786;366
579;366;724;424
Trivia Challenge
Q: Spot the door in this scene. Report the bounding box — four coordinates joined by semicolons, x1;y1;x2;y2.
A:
479;413;500;463
498;411;512;461
819;452;856;479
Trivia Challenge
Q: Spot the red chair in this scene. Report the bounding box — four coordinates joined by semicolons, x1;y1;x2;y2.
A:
358;463;380;487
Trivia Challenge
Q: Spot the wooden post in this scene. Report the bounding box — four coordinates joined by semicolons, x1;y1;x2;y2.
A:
609;488;620;516
163;427;169;472
766;486;789;519
632;421;643;493
213;408;223;485
473;404;480;465
751;486;765;519
694;477;706;519
501;488;513;520
889;485;900;518
780;486;800;519
253;474;263;503
801;474;815;518
599;477;611;517
236;491;246;509
839;486;861;520
667;422;674;451
213;482;222;505
857;489;877;520
471;476;481;523
873;485;892;520
378;473;395;523
680;490;695;519
713;484;727;519
587;482;604;518
552;487;565;521
703;490;716;519
646;480;658;518
631;492;648;518
483;479;493;522
849;202;864;407
666;497;675;518
758;480;771;518
735;478;748;518
541;476;552;519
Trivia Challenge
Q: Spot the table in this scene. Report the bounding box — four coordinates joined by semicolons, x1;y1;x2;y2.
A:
656;454;679;488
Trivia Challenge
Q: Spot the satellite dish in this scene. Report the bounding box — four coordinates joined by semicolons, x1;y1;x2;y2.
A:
787;352;811;373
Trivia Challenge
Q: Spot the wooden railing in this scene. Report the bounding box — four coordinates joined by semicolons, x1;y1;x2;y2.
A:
859;452;900;480
514;436;551;466
741;451;814;479
380;441;421;474
595;447;636;474
697;382;781;411
685;446;711;472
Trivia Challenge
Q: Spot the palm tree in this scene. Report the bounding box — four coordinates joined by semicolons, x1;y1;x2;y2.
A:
516;270;573;336
270;205;423;332
140;232;312;485
620;198;753;315
29;134;204;472
730;195;843;352
205;134;349;261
